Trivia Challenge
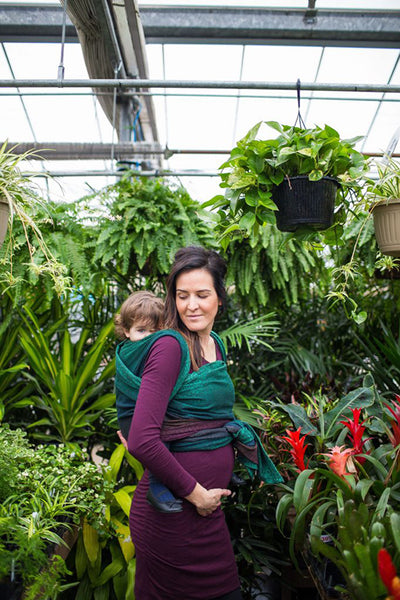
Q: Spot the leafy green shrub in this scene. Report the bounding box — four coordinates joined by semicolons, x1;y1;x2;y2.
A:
71;174;216;292
0;426;30;502
0;425;113;589
17;303;115;443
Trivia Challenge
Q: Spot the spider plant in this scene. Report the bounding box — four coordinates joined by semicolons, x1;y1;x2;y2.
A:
0;141;69;294
366;156;400;203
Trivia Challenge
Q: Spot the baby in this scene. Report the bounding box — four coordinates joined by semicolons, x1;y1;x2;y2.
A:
115;291;183;514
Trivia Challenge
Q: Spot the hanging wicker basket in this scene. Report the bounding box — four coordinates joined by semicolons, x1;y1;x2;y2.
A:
372;199;400;257
0;198;9;247
272;176;339;232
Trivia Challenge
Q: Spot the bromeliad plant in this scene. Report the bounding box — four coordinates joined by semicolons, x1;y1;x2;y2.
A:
275;382;400;600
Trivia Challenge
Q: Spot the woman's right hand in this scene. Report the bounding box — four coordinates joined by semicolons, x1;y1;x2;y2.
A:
185;483;231;517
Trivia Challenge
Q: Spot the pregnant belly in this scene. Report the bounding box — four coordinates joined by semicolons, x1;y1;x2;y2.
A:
172;444;235;489
130;444;236;551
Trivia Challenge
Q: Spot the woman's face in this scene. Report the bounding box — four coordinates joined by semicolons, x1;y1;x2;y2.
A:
175;268;220;337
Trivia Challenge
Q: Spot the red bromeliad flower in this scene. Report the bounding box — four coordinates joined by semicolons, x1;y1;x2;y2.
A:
378;548;400;600
282;428;309;472
385;395;400;449
340;407;370;464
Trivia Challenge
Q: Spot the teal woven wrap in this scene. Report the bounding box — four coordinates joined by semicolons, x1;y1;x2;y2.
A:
115;329;191;420
115;329;234;421
170;420;283;485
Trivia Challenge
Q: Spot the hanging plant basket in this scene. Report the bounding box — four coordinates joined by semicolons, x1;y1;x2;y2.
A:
0;197;9;247
372;199;400;257
272;176;340;232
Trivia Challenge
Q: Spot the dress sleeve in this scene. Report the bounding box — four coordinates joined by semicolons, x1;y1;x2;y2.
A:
127;335;197;498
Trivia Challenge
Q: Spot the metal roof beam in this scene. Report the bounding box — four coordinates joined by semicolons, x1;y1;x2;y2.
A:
141;7;400;48
7;142;398;161
0;4;77;43
0;5;399;48
6;141;163;161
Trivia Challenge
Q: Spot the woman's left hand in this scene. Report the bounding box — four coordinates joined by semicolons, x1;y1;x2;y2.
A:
185;483;231;516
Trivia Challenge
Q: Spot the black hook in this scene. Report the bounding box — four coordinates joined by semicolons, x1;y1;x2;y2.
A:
294;78;306;128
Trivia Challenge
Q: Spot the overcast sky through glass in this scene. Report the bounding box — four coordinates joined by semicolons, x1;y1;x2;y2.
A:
0;0;399;202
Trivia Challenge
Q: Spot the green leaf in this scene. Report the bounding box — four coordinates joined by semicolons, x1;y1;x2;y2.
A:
275;493;294;534
240;121;262;144
309;500;335;539
106;444;126;483
125;450;144;481
93;559;124;586
244;189;259;207
83;519;100;565
390;512;400;554
125;558;136;600
75;532;88;580
239;212;256;231
352;310;367;324
270;402;317;436
113;489;133;518
355;479;374;502
309;170;324;181
75;575;93;600
293;469;315;512
202;194;225;208
372;487;391;522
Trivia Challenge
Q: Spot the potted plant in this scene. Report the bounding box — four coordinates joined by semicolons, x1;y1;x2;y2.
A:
206;121;368;244
366;156;400;257
0;142;43;247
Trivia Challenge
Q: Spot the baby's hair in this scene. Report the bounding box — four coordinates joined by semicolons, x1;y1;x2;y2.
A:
114;291;164;340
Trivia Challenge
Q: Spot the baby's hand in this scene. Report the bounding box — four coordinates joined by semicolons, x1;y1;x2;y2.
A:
117;430;128;450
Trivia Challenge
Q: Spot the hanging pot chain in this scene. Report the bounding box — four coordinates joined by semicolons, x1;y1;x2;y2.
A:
111;61;123;166
58;0;68;84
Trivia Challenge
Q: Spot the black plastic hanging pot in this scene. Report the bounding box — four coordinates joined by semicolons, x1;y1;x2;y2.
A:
272;176;339;232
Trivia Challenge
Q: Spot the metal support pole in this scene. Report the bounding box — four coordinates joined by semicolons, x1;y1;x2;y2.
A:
7;142;399;161
33;169;221;177
0;79;399;93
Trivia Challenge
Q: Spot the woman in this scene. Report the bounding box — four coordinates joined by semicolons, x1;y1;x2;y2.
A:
126;246;280;599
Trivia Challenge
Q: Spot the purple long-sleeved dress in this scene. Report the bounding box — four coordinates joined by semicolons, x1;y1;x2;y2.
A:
127;335;240;600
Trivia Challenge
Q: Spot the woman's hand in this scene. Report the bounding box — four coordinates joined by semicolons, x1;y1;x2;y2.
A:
185;483;231;517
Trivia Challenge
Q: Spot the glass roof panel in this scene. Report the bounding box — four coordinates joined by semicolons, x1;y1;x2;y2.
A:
0;1;399;202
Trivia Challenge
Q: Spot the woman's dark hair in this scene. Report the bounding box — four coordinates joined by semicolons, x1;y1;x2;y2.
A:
164;246;227;369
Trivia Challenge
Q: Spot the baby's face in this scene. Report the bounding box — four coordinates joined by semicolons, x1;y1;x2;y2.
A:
125;322;156;342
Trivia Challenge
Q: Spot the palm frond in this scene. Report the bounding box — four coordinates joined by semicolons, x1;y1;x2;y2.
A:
219;313;279;353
